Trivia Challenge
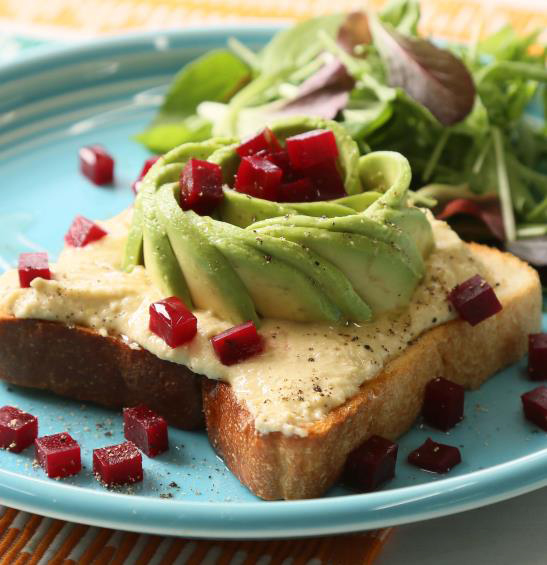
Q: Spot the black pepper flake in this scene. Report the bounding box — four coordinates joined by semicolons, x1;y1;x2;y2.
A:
351;336;359;342
264;254;272;263
364;344;373;351
308;357;315;362
313;384;322;393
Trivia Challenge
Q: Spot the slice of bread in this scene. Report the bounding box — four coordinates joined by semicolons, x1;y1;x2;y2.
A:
202;244;542;499
0;244;541;499
0;317;204;429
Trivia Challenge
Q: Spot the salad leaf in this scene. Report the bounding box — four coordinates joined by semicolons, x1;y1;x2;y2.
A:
371;19;476;125
337;11;372;54
137;50;250;152
379;0;420;36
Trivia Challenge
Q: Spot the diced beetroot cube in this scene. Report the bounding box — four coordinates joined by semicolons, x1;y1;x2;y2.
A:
18;252;51;288
0;406;38;453
133;156;160;193
149;296;197;348
236;127;281;157
211;321;264;366
263;150;293;178
93;441;143;486
286;129;339;170
179;158;224;216
79;145;114;185
528;334;547;380
407;438;461;473
277;178;316;203
303;158;346;200
423;377;465;431
35;433;81;478
521;386;547;431
344;435;398;492
123;405;168;457
448;274;502;326
234;156;282;201
64;215;107;248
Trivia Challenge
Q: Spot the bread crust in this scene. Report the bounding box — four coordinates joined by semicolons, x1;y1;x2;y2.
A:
0;318;204;429
203;244;543;499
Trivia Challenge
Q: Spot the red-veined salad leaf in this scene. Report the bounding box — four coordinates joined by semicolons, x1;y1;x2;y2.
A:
371;20;476;125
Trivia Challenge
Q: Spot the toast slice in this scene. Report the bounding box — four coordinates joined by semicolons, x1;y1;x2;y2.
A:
0;317;204;430
202;244;542;499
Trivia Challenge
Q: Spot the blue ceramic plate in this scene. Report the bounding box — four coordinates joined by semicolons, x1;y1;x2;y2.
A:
0;28;545;539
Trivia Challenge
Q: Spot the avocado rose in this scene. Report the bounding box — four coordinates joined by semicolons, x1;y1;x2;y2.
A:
123;118;434;325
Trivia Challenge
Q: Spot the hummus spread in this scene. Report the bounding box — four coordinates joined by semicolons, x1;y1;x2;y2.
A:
0;211;490;436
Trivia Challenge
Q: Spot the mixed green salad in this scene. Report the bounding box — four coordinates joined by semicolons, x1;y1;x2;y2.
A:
136;0;547;271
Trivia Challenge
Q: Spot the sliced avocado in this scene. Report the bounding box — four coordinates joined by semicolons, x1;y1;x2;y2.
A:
122;190;145;271
333;191;382;212
207;143;240;185
155;184;259;326
252;225;419;314
141;184;193;308
212;237;342;322
122;138;235;273
231;230;372;322
270;116;362;195
248;213;424;279
287;201;355;217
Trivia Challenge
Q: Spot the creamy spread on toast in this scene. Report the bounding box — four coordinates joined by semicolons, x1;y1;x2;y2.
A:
0;212;489;436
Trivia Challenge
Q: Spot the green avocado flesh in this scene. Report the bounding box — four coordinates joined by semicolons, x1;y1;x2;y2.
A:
123;121;435;325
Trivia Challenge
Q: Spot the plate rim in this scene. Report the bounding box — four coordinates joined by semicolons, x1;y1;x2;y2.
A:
0;26;545;539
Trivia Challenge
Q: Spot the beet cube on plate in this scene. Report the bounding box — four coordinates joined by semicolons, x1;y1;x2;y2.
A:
0;406;38;452
285;129;339;170
149;296;197;348
124;405;168;457
93;441;143;486
448;274;502;326
521;386;547;431
179;158;224;215
236;127;281;157
344;435;398;492
423;377;465;431
35;433;81;478
18;252;51;288
528;333;547;380
64;215;107;248
211;321;263;366
408;438;461;473
79;145;114;185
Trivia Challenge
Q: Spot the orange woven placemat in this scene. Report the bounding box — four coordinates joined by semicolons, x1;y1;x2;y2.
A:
0;506;392;564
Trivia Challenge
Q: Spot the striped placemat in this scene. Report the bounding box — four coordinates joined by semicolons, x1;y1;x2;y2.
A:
0;506;392;564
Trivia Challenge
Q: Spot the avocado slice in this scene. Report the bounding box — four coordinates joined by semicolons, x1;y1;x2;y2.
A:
122;190;145;271
252;225;419;314
212;237;342;322
155;184;259;326
141;184;193;308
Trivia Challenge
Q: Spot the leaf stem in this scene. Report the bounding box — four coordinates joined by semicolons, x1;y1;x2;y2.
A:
472;135;492;175
492;126;516;242
423;129;450;182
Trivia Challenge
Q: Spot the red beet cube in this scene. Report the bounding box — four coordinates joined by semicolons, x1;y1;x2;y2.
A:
149;296;197;348
263;150;293;178
93;441;143;486
35;433;81;478
528;333;547;380
133;156;160;193
521;386;547;431
236;127;281;157
286;129;339;170
277;178;316;203
448;274;502;326
234;156;282;201
124;405;168;457
303;158;346;200
64;215;107;248
344;435;398;492
179;158;224;216
0;406;38;453
423;377;465;431
79;145;114;185
211;321;264;366
408;438;461;473
18;252;51;288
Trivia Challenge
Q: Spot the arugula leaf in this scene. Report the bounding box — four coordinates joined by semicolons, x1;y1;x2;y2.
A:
379;0;420;36
371;19;476;125
138;50;250;152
